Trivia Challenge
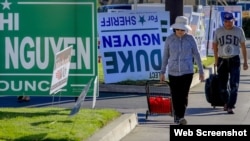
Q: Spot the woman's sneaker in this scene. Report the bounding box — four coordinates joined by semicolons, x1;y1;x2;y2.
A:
178;118;187;125
224;104;227;111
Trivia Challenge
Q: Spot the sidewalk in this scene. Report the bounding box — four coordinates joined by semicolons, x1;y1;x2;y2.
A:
89;61;250;141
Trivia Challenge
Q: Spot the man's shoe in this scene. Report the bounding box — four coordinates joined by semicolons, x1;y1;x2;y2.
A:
178;118;187;125
227;108;234;114
22;96;30;102
17;96;23;103
17;96;30;102
174;115;179;124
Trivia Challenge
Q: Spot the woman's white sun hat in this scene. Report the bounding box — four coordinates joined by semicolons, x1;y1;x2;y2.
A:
170;16;192;31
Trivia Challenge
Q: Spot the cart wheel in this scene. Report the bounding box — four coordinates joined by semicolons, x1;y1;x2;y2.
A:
146;110;149;119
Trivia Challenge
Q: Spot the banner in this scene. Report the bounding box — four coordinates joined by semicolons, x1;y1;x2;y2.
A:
0;0;98;97
98;11;170;83
190;11;207;60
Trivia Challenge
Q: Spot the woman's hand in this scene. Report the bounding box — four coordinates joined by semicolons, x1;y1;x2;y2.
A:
160;73;165;83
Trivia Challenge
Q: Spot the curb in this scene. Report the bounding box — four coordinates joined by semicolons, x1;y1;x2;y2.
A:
87;113;138;141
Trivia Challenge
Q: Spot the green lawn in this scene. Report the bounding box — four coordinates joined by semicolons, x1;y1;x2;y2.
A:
0;107;120;141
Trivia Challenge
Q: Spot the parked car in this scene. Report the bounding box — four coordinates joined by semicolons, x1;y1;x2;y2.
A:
97;4;132;13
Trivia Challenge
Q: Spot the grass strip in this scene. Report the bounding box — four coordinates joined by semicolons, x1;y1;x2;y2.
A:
0;107;120;141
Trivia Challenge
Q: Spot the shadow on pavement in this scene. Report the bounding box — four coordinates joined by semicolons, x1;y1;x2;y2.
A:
0;92;147;108
186;107;228;116
0;96;75;108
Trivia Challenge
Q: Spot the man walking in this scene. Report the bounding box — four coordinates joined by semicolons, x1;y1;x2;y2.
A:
213;12;248;114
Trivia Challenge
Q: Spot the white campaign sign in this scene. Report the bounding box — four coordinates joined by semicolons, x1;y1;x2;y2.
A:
50;46;73;95
98;11;170;83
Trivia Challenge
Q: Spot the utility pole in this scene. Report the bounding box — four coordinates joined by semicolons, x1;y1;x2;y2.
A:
165;0;183;25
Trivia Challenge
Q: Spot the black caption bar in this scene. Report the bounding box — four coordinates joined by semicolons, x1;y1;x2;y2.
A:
170;125;250;140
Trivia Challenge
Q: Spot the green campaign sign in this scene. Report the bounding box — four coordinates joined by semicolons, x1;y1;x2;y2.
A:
0;0;98;97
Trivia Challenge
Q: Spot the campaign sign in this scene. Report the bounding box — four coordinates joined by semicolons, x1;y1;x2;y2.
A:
98;11;170;83
50;46;72;95
0;0;98;96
